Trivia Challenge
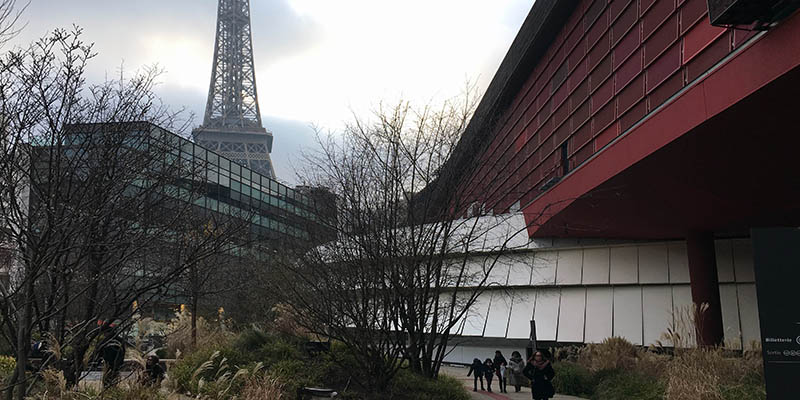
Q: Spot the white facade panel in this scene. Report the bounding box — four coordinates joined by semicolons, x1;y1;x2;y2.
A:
584;287;613;343
533;289;560;341
445;346;521;365
506;254;533;286
613;286;643;345
642;286;673;346
737;284;761;349
715;240;735;283
582;248;610;284
486;257;510;286
557;288;586;342
719;284;742;349
610;246;638;284
531;252;557;285
506;290;536;339
732;239;755;282
668;242;691;283
436;292;465;334
671;285;696;346
442;345;466;364
639;244;669;283
555;250;582;285
484;292;513;338
461;292;490;336
460;257;486;287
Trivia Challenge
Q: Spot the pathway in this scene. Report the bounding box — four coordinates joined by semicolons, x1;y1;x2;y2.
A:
439;365;588;400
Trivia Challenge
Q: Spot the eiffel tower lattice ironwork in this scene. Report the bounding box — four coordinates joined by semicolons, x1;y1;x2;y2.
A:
193;0;276;179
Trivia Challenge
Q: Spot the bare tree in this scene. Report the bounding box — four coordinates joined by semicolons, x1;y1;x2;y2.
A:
0;27;254;398
271;88;532;393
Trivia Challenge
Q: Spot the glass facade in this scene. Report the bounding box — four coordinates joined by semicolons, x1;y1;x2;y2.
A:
143;123;319;240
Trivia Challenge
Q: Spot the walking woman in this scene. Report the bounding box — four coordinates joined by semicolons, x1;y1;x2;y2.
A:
523;351;555;400
467;358;485;391
508;350;526;392
493;350;508;393
483;358;495;393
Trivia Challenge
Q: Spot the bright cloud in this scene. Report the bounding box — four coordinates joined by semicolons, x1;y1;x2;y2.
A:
9;0;534;183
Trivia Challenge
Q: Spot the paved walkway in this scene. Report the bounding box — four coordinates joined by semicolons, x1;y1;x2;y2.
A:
440;365;588;400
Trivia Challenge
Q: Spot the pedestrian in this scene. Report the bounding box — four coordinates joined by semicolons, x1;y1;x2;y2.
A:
493;350;507;393
483;358;495;393
508;350;526;392
523;351;556;400
499;361;508;393
467;358;485;392
98;320;126;388
141;355;165;387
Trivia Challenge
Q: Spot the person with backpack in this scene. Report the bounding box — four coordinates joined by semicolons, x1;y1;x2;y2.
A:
466;358;485;392
508;350;525;392
98;320;126;388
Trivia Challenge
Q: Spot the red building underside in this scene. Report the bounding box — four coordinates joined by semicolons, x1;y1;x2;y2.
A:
525;27;800;239
520;12;800;347
435;0;800;352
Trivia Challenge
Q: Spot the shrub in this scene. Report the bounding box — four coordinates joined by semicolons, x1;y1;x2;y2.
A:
270;359;319;396
233;329;272;353
665;347;765;400
241;374;286;399
0;355;15;375
253;337;305;367
0;355;15;384
388;369;469;400
552;345;581;362
579;337;638;372
592;369;665;400
168;344;253;394
165;310;233;356
553;361;595;397
95;385;167;400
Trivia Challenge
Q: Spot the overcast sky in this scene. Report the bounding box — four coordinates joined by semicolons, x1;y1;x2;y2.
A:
10;0;534;184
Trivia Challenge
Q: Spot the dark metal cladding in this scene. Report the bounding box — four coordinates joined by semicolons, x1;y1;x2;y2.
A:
193;0;277;179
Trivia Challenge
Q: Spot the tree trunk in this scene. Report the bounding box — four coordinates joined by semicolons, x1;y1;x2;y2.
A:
190;263;198;348
14;277;34;400
191;293;198;348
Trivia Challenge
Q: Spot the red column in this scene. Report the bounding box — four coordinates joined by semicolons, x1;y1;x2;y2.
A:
686;231;724;346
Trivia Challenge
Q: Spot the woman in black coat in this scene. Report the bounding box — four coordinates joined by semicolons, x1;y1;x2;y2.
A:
493;350;508;393
483;358;495;393
523;351;555;400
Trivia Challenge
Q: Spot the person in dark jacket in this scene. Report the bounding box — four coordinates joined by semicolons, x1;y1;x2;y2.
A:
141;355;165;387
483;358;495;393
97;320;126;388
466;358;485;391
523;351;555;400
493;350;508;393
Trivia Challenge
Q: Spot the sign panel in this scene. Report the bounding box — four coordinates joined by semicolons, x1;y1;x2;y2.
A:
752;228;800;399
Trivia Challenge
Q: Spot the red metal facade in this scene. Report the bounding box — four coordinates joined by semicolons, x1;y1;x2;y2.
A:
461;0;757;214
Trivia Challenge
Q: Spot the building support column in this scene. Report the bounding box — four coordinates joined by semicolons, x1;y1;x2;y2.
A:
686;231;724;346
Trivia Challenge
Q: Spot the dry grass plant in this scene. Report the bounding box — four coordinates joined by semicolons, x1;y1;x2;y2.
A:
577;336;639;372
184;350;264;400
240;374;285;400
165;310;233;357
658;302;765;400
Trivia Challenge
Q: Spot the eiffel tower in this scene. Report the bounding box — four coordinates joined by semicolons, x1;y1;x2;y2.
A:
193;0;276;179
